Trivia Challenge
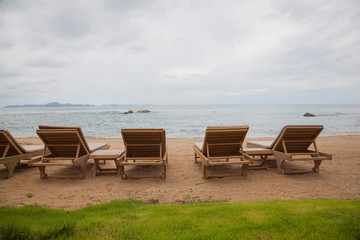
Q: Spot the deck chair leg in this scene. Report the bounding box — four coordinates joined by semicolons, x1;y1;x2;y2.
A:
79;162;86;179
116;155;124;177
313;160;322;173
242;164;248;176
93;159;101;177
260;155;269;170
4;160;19;178
162;165;167;179
39;166;47;179
202;164;207;179
194;153;198;163
118;165;124;177
274;156;285;174
116;162;121;177
121;165;127;179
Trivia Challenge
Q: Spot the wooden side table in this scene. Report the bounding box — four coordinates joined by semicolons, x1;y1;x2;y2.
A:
243;148;273;170
90;150;124;177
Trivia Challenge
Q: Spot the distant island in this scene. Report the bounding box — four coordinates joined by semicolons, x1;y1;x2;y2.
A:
4;102;94;108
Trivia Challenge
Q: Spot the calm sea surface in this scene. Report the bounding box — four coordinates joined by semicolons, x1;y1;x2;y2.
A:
1;105;359;138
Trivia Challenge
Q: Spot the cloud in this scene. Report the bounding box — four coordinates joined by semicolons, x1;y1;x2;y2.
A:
227;89;269;96
0;0;359;105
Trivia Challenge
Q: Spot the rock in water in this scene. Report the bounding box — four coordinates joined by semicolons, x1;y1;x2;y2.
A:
304;112;315;117
137;110;151;113
124;110;134;114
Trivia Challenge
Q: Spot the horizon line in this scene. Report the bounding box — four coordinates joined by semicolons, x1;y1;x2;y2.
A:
2;103;360;108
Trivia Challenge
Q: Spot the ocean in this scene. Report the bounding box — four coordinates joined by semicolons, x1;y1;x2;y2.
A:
1;104;359;138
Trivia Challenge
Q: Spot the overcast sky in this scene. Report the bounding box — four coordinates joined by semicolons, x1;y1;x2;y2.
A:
0;0;359;106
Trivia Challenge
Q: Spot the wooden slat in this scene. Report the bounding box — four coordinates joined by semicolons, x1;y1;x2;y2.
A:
289;156;329;161
34;126;108;179
120;161;165;166
0;130;24;156
207;161;251;166
37;130;89;157
0;130;45;178
31;162;74;167
121;129;167;179
194;126;251;179
1;151;44;165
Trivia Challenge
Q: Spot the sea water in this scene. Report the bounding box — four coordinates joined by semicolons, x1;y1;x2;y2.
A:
0;104;359;138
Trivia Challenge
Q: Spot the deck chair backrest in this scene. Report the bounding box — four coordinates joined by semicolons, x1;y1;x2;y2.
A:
121;129;166;158
202;126;248;157
37;129;89;157
0;130;26;157
38;125;90;152
272;125;324;153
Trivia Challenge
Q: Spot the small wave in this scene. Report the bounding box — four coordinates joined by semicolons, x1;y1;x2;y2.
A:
100;111;125;115
316;113;345;117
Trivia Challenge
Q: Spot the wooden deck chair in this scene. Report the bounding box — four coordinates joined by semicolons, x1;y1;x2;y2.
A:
31;125;109;179
0;130;44;178
247;125;332;174
120;129;167;179
193;126;252;179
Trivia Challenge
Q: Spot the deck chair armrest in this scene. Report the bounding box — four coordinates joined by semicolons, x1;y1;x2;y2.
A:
319;152;332;160
244;153;254;163
73;154;90;166
1;151;43;165
164;151;168;162
27;156;42;166
193;145;208;162
0;157;15;165
273;150;292;159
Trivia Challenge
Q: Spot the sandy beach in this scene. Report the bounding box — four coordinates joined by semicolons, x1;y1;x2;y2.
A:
0;135;359;210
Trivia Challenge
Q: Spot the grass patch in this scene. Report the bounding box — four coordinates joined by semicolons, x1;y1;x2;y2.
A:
0;199;359;239
26;193;33;199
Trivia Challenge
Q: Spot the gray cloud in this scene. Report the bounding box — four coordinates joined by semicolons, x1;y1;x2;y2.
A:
0;0;359;106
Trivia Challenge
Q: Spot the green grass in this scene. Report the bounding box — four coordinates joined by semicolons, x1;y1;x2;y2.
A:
26;193;33;199
0;199;359;240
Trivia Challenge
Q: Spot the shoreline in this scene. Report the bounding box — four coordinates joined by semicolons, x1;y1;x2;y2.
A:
1;135;359;210
16;134;360;140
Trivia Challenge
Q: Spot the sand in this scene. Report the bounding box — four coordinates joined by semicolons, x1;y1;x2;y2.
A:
0;136;359;210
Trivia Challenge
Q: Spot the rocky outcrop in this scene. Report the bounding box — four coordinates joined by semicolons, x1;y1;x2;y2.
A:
124;109;151;114
124;110;133;114
304;112;315;117
137;110;151;113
